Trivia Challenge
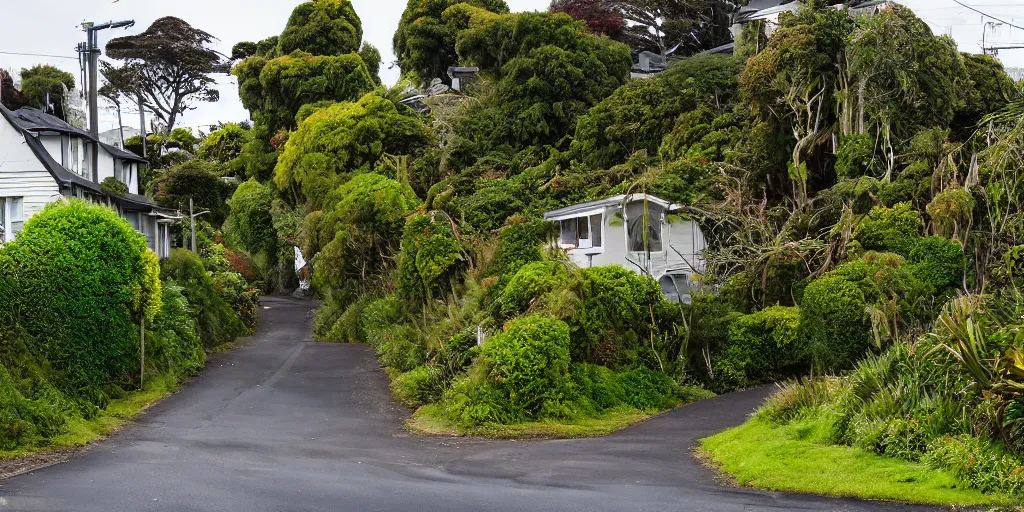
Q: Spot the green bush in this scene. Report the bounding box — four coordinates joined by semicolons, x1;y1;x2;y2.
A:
922;435;1024;495
392;365;445;406
500;261;575;318
487;218;547;284
925;187;974;239
397;214;464;304
371;325;424;372
161;249;246;348
1;200;161;404
853;202;923;255
615;367;680;410
908;236;965;291
361;296;406;334
569;363;627;412
835;134;879;179
146;284;206;379
323;295;372;342
570;266;665;366
476;315;572;419
800;274;870;372
722;306;805;386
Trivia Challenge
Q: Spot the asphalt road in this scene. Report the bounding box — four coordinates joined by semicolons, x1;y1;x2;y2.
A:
0;296;933;512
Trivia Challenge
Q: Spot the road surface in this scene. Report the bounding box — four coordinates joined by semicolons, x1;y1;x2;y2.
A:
0;296;931;512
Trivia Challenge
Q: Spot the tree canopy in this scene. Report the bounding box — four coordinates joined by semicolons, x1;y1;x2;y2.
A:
19;65;76;120
393;0;510;84
104;16;224;133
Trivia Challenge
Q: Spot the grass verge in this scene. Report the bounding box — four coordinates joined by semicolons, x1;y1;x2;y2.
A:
699;417;1014;507
408;404;660;439
0;373;181;470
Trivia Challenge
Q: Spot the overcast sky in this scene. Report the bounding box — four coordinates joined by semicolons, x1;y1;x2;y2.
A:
1;0;1022;134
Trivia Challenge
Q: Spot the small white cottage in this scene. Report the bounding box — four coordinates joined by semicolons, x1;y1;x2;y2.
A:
0;105;176;257
544;194;707;303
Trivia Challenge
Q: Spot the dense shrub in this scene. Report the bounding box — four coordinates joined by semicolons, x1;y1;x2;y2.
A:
145;284;206;379
800;274;869;372
1;201;161;404
226;179;278;259
487;218;547;288
161;249;246;348
853;202;923;255
908;236;965;291
721;306;805;387
614;368;679;410
569;363;627;412
397;214;465;304
925;187;974;239
500;260;576;318
361;296;407;334
474;315;572;420
570;266;665;366
392;365;445;406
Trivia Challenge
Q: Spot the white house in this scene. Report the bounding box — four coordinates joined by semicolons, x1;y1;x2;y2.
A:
544;194;707;303
0;105;176;257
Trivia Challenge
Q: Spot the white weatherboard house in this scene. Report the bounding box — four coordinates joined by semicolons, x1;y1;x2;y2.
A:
544;194;707;303
0;105;176;257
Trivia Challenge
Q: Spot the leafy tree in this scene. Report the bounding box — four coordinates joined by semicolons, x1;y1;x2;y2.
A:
226;179;278;260
454;11;631;149
104;17;224;133
278;0;363;56
393;0;509;84
741;3;853;203
550;0;625;38
198;123;249;162
274;93;432;210
234;51;375;131
572;54;743;170
19;65;75;120
152;160;233;225
307;173;420;294
952;54;1020;140
614;0;736;58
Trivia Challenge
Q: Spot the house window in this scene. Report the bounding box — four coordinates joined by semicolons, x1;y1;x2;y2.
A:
70;139;79;173
559;214;603;250
115;160;131;186
659;273;690;303
628;213;663;252
0;197;24;242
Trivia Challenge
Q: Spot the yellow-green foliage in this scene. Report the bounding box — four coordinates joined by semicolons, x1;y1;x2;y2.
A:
926;187;974;238
500;260;575;318
306;173;420;292
274;94;431;209
278;0;363;56
721;306;805;387
853;202;923;255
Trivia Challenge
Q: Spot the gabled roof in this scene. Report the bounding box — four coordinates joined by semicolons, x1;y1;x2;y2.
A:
10;107;94;140
544;194;680;221
100;141;147;163
0;104;103;194
114;192;175;213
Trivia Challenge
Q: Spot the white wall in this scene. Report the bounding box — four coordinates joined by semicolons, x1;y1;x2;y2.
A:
0;116;61;237
97;148;116;184
561;202;707;280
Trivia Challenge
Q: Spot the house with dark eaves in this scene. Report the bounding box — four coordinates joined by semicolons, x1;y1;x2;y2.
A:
0;105;176;257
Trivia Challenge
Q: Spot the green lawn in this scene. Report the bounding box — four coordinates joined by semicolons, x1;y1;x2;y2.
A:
407;403;657;439
699;417;1014;507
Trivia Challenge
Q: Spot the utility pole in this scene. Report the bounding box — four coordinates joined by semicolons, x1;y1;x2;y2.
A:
77;19;135;180
139;94;147;159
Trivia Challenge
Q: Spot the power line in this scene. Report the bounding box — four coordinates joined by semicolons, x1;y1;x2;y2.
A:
0;50;78;60
953;0;1024;31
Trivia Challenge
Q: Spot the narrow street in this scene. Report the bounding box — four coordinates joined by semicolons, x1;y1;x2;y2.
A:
0;296;930;512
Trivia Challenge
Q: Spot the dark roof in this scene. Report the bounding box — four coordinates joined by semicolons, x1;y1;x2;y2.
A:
10;107;94;140
113;192;174;213
100;141;147;163
0;104;103;194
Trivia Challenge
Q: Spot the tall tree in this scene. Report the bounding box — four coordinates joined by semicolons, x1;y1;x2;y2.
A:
614;0;737;58
550;0;626;38
19;65;76;120
393;0;509;85
104;17;224;133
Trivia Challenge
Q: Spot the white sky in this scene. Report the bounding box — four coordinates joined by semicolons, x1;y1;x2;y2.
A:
0;0;1022;134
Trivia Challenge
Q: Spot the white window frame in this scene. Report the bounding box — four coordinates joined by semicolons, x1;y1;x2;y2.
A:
557;211;604;253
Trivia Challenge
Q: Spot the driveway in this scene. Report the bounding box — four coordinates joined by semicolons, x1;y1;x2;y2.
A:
0;296;931;511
